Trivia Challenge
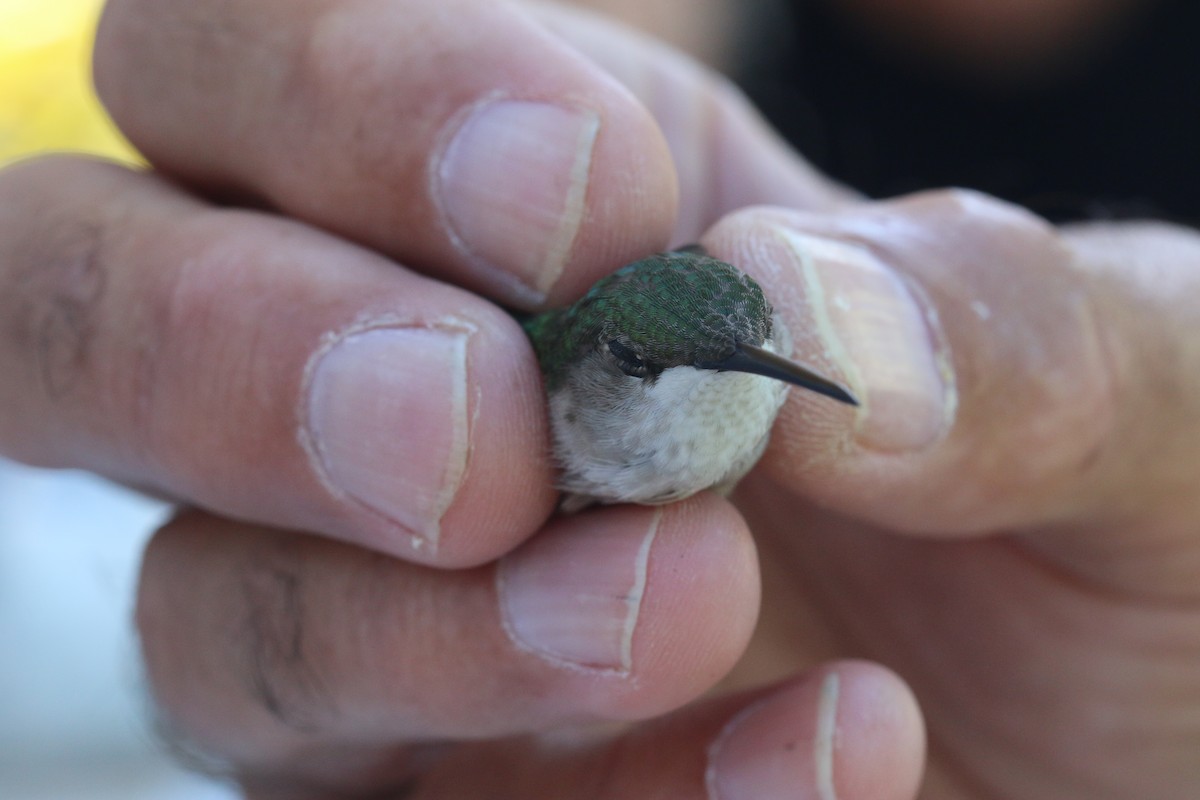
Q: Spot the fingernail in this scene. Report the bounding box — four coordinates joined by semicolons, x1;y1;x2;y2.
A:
774;227;953;451
303;325;471;552
497;509;660;673
706;672;841;800
437;99;601;303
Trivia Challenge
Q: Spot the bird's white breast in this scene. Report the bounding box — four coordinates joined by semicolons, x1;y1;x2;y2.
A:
550;337;790;507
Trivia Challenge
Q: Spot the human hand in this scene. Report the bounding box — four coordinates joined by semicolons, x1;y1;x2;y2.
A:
0;1;916;798
700;198;1200;799
7;0;1195;798
429;22;1200;800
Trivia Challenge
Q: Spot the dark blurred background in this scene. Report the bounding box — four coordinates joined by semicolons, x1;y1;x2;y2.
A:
737;0;1200;225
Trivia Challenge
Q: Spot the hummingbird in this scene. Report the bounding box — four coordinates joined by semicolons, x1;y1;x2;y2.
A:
522;246;858;512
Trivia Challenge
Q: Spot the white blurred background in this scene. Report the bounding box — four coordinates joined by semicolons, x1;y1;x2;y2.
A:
0;459;238;800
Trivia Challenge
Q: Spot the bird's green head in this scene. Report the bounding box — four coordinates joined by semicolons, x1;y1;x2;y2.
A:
525;247;857;405
586;249;772;375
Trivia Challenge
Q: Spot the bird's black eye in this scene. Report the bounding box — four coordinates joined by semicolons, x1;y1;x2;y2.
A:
607;340;648;378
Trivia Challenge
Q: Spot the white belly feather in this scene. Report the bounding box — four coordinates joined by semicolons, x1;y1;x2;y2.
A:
550;339;790;508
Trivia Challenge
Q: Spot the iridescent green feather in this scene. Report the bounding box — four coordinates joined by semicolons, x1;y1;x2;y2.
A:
522;248;774;390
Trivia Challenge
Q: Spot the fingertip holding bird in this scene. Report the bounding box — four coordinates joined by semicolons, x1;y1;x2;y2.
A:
435;97;601;305
301;318;475;555
709;191;1135;536
294;295;556;568
499;495;760;702
497;505;661;674
780;225;957;452
708;211;956;458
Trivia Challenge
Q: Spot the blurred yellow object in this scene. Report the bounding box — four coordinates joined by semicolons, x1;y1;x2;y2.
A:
0;0;139;166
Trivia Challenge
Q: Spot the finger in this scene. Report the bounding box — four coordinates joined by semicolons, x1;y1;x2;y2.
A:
0;156;554;565
532;3;857;243
402;663;923;800
137;495;761;781
94;0;678;307
703;190;1190;537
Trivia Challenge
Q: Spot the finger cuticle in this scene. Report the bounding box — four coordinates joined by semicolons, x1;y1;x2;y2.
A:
773;226;955;452
496;508;660;674
301;321;473;554
435;98;600;305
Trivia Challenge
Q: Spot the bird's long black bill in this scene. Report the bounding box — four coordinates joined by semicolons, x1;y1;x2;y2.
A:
709;343;859;406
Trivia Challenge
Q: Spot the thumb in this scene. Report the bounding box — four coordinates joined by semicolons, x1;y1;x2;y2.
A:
708;191;1200;542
